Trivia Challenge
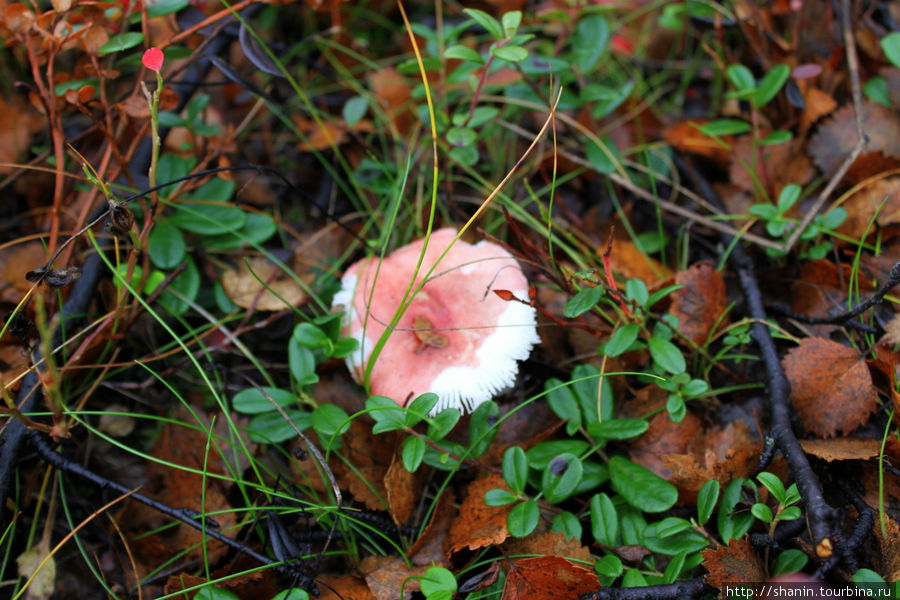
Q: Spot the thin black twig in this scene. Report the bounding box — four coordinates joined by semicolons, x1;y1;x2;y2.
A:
26;429;315;585
679;153;841;561
578;577;715;600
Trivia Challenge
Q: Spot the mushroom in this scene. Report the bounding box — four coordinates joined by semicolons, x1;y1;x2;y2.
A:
331;228;539;414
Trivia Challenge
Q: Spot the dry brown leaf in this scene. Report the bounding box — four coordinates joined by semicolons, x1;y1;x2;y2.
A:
0;97;40;175
370;67;412;136
809;101;900;179
359;555;426;600
703;539;766;590
782;337;879;438
221;256;310;311
329;420;395;511
799;87;837;136
799;438;882;462
448;473;511;555
659;421;759;504
729;136;814;195
120;409;239;573
317;573;376;600
504;530;591;563
502;556;600;600
663;120;734;167
408;490;454;566
385;441;425;526
602;238;670;288
789;260;853;337
839;176;900;239
875;516;900;582
669;262;728;344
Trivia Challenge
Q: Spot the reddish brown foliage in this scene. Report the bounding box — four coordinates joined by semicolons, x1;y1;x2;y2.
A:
502;556;600;600
782;337;879;438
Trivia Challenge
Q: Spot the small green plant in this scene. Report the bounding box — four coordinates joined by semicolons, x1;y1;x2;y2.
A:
232;317;358;444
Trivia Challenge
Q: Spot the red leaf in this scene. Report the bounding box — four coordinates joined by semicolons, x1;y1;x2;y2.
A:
142;47;164;72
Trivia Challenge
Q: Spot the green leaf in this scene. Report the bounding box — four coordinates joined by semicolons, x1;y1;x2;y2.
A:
247;409;311;443
146;0;189;17
492;45;528;62
777;183;801;213
312;404;350;439
468;401;499;458
342;96;368;127
586;138;620;174
655;516;692;538
759;130;793;146
751;502;773;523
726;64;755;92
269;588;309;600
641;524;709;556
148;220;186;269
502;446;529;493
405;393;438;427
863;76;891;108
402;435;426;472
170;202;245;235
288;339;317;386
541;453;583;503
157;111;185;128
647;337;686;374
201;212;277;250
526;440;589;469
572;14;609;73
605;324;640;357
697;480;720;525
330;337;359;359
552;511;582;541
446;126;477;147
463;8;505;39
448;145;479;166
882;32;900;69
595;554;624;578
756;471;787;503
574;460;609;494
778;506;802;521
666;394;686;423
422;440;466;470
718;478;755;543
547;380;581;435
158;256;200;315
366;396;406;433
484;488;518;506
193;586;241;600
155;154;195;198
753;64;790;108
293;322;330;349
698;119;750;136
590;492;618;546
625;279;648;306
420;566;457;600
587;418;648;441
663;551;687;584
749;203;778;220
507;500;540;537
233;386;296;414
609;456;678;512
444;44;483;63
563;286;604;318
502;11;522;37
427;408;460;441
98;32;145;55
770;549;808;576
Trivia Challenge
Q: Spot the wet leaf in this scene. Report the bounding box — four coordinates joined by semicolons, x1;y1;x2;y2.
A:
782;337;879;438
502;556;600;600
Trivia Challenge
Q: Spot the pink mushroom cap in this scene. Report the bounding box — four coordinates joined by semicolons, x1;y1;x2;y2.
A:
332;228;540;413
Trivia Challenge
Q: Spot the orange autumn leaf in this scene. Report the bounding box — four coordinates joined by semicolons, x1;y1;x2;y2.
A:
782;337;879;438
703;538;766;591
447;473;511;555
669;262;728;344
799;438;882;462
502;555;600;600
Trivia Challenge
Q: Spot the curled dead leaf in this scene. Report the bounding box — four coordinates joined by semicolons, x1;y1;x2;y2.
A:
669;262;728;344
